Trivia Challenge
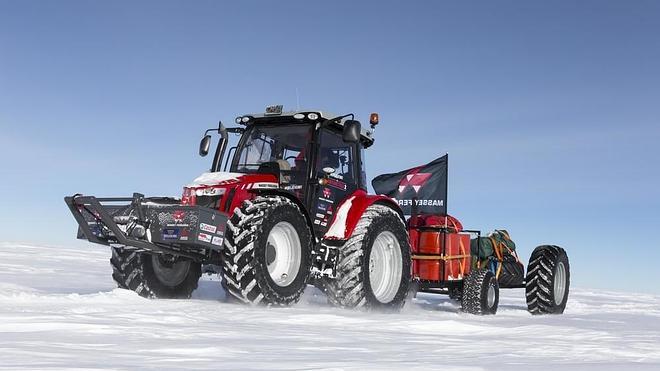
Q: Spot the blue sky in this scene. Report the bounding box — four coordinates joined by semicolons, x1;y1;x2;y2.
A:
1;1;659;293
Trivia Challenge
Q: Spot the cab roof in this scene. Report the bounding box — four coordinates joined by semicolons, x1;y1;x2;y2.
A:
236;109;375;147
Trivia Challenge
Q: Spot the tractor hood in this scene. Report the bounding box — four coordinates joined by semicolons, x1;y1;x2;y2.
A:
185;171;280;190
187;172;245;188
185;171;279;191
182;171;280;210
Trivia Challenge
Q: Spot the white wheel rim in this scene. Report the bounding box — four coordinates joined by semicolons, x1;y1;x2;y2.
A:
487;282;496;308
369;231;403;303
151;255;190;287
554;262;567;305
266;221;301;287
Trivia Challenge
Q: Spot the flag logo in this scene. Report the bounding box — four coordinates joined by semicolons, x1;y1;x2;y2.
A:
398;172;432;194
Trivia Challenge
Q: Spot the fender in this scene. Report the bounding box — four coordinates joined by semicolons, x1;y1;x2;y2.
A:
324;189;403;241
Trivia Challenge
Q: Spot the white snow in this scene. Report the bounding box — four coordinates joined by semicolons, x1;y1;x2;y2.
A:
1;242;659;370
187;172;244;187
325;196;355;239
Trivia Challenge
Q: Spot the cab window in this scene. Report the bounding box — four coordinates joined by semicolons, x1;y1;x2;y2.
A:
317;129;356;184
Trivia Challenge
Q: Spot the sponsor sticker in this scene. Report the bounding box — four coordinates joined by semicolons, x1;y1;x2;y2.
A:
180;228;190;241
320;222;327;227
326;178;347;191
211;235;224;246
322;187;332;198
199;222;217;234
313;219;321;225
251;182;278;189
162;228;179;240
315;213;325;219
198;232;212;243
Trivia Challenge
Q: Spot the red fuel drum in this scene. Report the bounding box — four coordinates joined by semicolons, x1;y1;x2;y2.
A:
410;230;471;282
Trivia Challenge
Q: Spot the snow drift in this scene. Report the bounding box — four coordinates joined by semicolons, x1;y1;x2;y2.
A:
0;242;658;370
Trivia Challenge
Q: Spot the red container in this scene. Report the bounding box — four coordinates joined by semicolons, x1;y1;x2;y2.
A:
412;231;471;282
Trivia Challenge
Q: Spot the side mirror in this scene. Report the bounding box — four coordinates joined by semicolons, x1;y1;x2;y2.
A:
199;135;212;157
343;120;361;143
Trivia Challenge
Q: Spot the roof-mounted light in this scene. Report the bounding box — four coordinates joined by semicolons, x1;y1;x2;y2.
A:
241;116;250;124
235;116;242;125
307;113;319;120
369;113;379;128
293;113;305;120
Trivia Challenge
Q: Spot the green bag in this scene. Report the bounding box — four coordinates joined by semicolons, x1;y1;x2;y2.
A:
470;230;516;267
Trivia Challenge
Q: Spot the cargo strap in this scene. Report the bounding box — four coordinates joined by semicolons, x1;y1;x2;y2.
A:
456;237;467;278
412;254;471;260
489;231;522;278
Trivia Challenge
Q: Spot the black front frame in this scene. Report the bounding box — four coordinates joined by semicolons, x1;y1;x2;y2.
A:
64;193;227;262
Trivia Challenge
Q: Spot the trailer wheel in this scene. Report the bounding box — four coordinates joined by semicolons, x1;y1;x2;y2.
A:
324;204;411;310
110;248;201;298
525;245;570;315
221;195;312;306
461;268;499;315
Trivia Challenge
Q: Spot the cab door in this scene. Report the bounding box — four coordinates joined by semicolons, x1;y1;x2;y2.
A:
310;128;359;236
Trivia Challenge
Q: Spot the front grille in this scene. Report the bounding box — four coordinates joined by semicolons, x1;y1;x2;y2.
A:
196;195;222;209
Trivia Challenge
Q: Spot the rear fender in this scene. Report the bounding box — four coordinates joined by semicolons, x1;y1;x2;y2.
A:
324;189;403;241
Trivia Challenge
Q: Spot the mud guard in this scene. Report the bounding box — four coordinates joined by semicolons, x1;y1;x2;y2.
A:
324;189;403;241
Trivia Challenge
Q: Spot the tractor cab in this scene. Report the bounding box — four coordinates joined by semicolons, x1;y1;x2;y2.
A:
194;106;378;236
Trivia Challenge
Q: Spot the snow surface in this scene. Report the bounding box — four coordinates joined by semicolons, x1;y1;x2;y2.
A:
1;242;659;370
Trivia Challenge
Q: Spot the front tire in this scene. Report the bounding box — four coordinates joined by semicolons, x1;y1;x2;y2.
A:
525;245;570;315
324;204;411;310
110;248;201;298
221;196;312;306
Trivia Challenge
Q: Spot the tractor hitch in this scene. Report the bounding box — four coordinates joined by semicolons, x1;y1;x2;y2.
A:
310;241;341;278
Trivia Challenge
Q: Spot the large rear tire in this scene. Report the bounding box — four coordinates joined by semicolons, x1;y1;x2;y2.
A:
324;204;411;310
525;245;570;315
461;268;499;315
110;248;201;298
221;195;312;306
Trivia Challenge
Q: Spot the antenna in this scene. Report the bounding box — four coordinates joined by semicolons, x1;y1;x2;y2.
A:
295;87;300;110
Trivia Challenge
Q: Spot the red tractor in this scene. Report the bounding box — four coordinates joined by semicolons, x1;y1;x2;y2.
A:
66;106;570;315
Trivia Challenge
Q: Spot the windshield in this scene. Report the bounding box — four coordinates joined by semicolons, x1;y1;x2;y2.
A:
231;124;311;176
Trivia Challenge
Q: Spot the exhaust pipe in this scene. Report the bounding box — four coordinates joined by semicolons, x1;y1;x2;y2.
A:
211;121;228;172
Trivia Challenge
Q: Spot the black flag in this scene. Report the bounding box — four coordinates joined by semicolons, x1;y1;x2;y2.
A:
372;154;448;215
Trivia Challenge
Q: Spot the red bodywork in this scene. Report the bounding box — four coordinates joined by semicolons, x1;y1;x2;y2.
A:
323;189;400;240
181;173;279;214
182;172;472;284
